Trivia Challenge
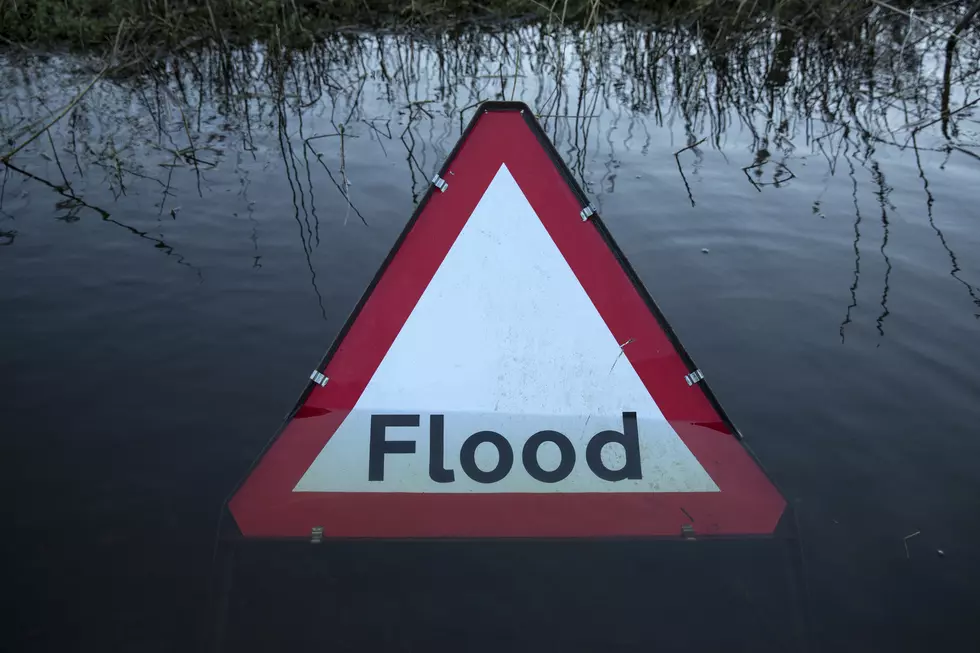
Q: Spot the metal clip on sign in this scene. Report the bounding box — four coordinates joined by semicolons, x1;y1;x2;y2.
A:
310;371;328;387
685;369;704;386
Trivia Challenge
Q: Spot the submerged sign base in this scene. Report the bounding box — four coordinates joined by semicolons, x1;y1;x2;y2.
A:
228;102;785;539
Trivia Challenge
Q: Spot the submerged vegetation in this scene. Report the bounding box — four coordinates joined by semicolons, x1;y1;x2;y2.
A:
1;1;977;154
0;2;979;324
2;2;978;192
2;2;979;196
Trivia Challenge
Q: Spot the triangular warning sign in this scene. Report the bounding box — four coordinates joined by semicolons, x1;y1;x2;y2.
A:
229;102;785;539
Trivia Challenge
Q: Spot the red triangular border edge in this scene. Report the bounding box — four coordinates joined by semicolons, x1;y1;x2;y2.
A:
226;102;786;539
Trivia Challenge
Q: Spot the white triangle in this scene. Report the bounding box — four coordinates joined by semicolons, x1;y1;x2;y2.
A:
295;164;718;493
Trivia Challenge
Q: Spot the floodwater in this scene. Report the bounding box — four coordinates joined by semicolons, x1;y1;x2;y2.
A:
3;14;980;653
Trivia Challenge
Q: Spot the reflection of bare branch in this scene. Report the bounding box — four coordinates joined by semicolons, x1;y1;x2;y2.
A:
0;165;8;215
4;9;980;330
840;155;863;343
913;134;980;319
297;108;322;247
870;160;893;337
2;160;107;217
1;160;201;276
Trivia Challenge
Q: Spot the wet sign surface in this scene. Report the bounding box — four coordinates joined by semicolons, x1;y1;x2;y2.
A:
229;102;785;538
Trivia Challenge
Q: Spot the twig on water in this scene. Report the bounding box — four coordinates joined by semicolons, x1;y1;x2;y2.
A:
674;137;707;157
2;70;105;162
457;100;490;133
1;21;126;163
673;138;705;207
361;118;391;157
304;140;368;226
904;530;921;559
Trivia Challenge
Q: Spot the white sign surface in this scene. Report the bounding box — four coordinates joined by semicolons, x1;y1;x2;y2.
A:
295;164;718;494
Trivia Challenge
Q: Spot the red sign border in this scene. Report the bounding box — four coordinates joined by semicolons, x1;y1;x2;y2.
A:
226;102;786;540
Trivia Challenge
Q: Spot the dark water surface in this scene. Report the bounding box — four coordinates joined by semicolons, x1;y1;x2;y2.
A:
3;16;980;652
